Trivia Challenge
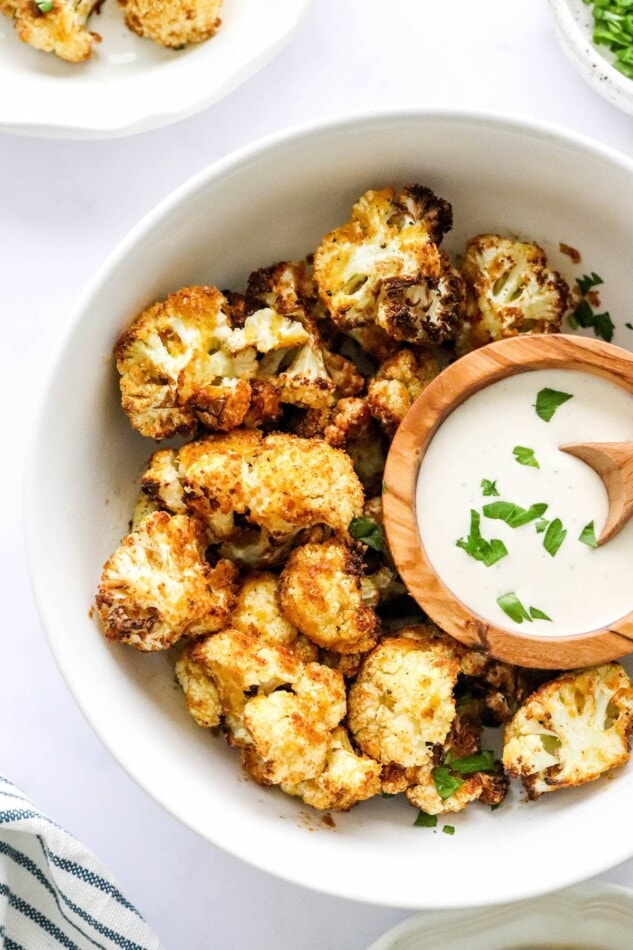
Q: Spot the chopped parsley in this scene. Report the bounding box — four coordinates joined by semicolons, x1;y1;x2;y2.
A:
456;510;508;568
543;517;567;557
576;272;604;295
483;500;548;528
534;388;574;422
445;750;495;775
535;518;549;534
36;0;53;10
349;516;384;552
498;594;552;624
529;606;552;622
455;693;473;710
569;298;615;343
583;2;633;80
481;478;500;496
414;811;438;828
432;766;463;800
513;445;539;468
442;825;456;836
626;323;633;331
579;520;598;548
381;792;396;799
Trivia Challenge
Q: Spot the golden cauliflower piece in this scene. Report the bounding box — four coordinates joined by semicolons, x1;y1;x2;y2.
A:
231;571;319;663
12;0;100;63
244;260;317;325
115;285;307;439
279;540;380;653
367;347;440;437
503;664;633;800
193;629;346;785
348;634;460;767
405;762;507;815
245;433;364;541
282;726;381;811
175;642;222;728
118;0;223;48
95;512;237;651
314;185;462;345
457;234;570;352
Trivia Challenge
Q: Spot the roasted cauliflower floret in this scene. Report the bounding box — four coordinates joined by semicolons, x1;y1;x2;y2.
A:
118;0;223;48
457;235;570;353
314;185;461;345
130;490;160;530
175;642;222;728
460;651;549;726
95;512;237;651
279;540;380;653
503;664;633;799
244;260;317;324
245;433;364;541
141;448;187;514
12;0;100;62
348;635;460;767
368;347;440;437
231;571;319;663
405;762;508;815
193;629;346;785
282;726;381;810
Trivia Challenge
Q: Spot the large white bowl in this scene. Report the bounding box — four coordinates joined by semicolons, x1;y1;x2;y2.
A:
26;111;633;909
0;0;312;138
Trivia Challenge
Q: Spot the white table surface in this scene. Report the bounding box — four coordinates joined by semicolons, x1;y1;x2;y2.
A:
3;1;633;947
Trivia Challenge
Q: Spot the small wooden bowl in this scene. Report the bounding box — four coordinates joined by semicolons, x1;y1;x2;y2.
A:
382;334;633;669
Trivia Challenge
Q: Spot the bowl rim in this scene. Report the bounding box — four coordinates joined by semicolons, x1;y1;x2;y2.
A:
383;333;633;670
548;0;633;113
23;108;633;908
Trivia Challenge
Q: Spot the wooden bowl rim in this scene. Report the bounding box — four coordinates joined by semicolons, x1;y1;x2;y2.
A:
382;334;633;669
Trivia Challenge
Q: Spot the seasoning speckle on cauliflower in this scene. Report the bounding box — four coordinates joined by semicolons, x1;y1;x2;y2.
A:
347;634;460;767
175;643;222;728
95;512;237;651
279;540;380;653
12;0;100;62
503;663;633;799
282;726;381;811
457;234;570;353
368;347;440;437
118;0;223;48
314;185;460;345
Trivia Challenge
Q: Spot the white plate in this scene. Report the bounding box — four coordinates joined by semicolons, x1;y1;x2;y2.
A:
25;111;633;909
0;0;312;138
367;882;633;949
549;0;633;114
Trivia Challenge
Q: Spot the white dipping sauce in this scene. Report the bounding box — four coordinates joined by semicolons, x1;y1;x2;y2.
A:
416;369;633;637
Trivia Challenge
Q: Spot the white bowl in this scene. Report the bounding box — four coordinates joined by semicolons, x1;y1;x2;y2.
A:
549;0;633;114
0;0;312;138
367;882;633;949
26;110;633;909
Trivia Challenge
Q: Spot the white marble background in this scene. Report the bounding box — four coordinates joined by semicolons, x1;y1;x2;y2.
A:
2;1;633;947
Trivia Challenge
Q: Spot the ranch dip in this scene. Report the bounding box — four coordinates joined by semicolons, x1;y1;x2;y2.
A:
416;368;633;637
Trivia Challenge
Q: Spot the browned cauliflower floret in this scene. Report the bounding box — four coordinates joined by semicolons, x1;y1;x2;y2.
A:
457;235;570;353
244;260;318;324
367;347;440;437
348;634;460;767
314;185;461;345
193;629;346;785
282;726;381;810
118;0;223;48
175;642;222;728
503;664;633;800
130;490;160;530
141;449;188;514
12;0;100;62
115;286;308;439
405;762;507;815
279;540;380;653
460;650;549;726
231;571;319;663
95;512;237;651
319;650;365;679
245;433;364;541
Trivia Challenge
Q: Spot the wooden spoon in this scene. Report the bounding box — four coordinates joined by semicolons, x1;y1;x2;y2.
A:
560;442;633;545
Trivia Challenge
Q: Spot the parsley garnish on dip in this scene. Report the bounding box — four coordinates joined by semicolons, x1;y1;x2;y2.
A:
416;369;633;636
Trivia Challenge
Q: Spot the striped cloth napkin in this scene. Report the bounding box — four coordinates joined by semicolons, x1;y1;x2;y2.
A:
0;775;163;950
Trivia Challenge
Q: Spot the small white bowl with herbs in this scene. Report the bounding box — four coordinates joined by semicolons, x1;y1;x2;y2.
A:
549;0;633;113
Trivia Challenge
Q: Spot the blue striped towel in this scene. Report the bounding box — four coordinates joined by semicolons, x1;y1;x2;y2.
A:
0;776;162;950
